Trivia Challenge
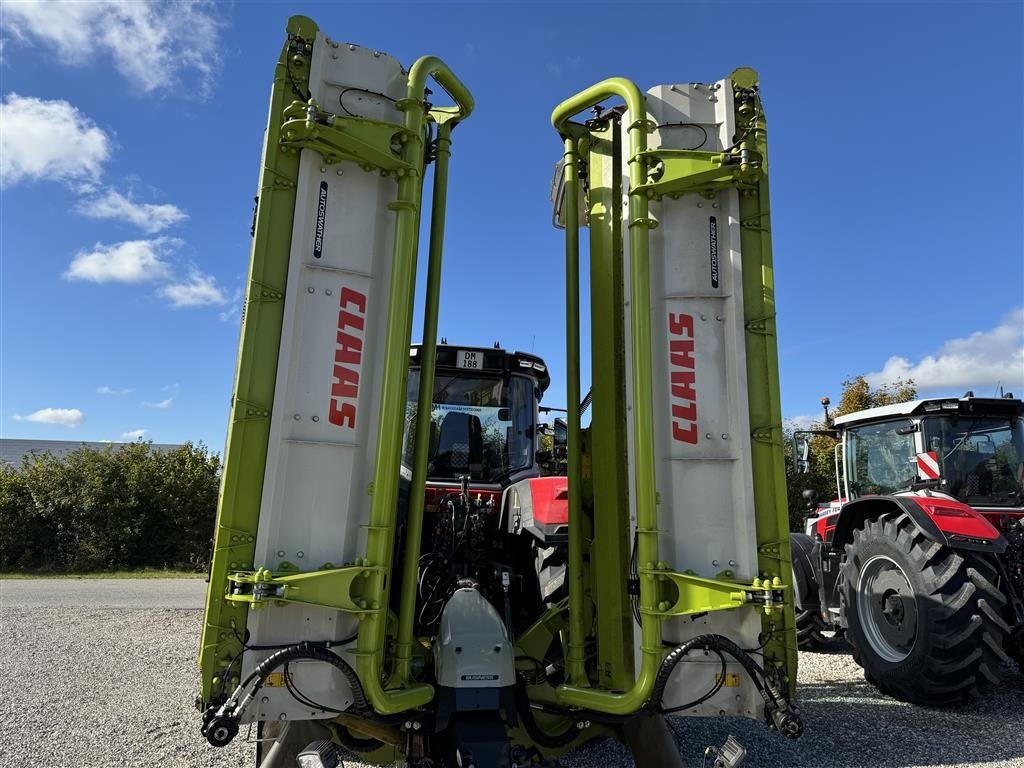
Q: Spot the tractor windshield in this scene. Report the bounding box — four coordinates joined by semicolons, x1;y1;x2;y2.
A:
402;370;535;482
923;416;1024;506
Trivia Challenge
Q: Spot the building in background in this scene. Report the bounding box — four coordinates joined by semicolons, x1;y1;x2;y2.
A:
0;439;183;467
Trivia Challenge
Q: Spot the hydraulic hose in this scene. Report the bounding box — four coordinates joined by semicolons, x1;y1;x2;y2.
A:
240;641;368;711
647;634;802;739
514;680;580;749
203;642;368;747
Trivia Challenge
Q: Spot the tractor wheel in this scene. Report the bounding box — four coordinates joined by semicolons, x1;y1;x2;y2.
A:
534;540;567;607
840;512;1010;706
790;533;827;649
795;607;829;649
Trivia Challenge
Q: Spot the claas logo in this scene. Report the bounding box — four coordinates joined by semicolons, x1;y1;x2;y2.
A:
329;287;367;428
668;312;698;444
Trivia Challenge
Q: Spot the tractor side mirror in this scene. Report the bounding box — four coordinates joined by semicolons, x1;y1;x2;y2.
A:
553;418;568;447
801;488;818;509
794;436;810;474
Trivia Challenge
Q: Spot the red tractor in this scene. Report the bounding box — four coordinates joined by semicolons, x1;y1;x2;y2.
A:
790;394;1024;705
399;343;569;626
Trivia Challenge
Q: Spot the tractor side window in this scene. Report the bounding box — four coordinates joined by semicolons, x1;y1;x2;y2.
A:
846;419;917;496
506;378;535;471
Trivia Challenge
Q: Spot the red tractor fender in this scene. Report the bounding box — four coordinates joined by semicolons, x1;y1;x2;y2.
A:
829;494;1006;556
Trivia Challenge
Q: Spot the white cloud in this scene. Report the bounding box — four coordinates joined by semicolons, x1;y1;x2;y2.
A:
64;237;178;283
158;271;228;308
121;429;147;440
97;385;133;395
0;93;111;185
75;189;187;233
143;397;174;409
13;407;85;427
866;308;1024;392
1;1;224;96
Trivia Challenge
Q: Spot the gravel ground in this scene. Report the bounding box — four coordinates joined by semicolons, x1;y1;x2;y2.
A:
2;579;1022;768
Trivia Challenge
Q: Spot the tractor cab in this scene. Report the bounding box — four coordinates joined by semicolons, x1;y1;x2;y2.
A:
402;343;550;492
918;401;1024;506
832;395;1024;509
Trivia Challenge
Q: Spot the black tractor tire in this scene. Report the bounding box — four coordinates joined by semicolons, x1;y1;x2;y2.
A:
840;511;1010;706
795;607;829;649
790;533;828;649
534;540;567;607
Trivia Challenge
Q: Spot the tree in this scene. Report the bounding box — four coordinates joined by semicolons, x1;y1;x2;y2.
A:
0;442;220;572
784;376;917;530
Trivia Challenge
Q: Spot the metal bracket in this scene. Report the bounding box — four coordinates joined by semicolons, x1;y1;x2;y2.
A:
214;524;256;553
225;563;385;614
758;539;785;558
745;315;776;335
751;424;782;445
633;147;762;200
640;568;786;617
248;279;284;303
741;211;770;232
231;397;271;422
279;100;417;175
260;166;296;191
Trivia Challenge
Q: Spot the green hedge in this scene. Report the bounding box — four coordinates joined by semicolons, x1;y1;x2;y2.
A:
0;442;220;572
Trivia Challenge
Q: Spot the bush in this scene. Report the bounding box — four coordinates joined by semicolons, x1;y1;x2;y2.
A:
0;442;220;572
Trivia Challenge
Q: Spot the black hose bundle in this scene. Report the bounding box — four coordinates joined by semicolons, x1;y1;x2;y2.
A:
649;634;765;710
203;641;369;747
647;633;802;738
243;641;369;712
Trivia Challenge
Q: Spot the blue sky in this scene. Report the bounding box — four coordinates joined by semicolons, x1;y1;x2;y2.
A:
2;1;1022;449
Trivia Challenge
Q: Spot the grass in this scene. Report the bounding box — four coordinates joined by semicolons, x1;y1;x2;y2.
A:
0;568;206;580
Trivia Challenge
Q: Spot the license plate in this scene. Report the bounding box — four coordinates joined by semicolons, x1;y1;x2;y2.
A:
456;350;481;370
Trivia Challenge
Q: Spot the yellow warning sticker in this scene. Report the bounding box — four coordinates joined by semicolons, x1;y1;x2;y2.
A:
264;672;288;688
715;672;741;688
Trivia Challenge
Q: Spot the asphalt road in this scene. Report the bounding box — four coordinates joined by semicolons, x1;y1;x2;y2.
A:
2;578;1022;768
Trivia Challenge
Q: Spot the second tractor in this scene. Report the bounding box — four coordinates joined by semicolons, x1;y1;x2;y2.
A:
791;393;1024;705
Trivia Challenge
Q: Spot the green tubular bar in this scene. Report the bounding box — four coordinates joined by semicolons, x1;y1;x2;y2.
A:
552;78;662;714
198;15;318;704
392;119;456;687
354;57;473;714
731;69;798;694
586;119;635;694
560;135;587;686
